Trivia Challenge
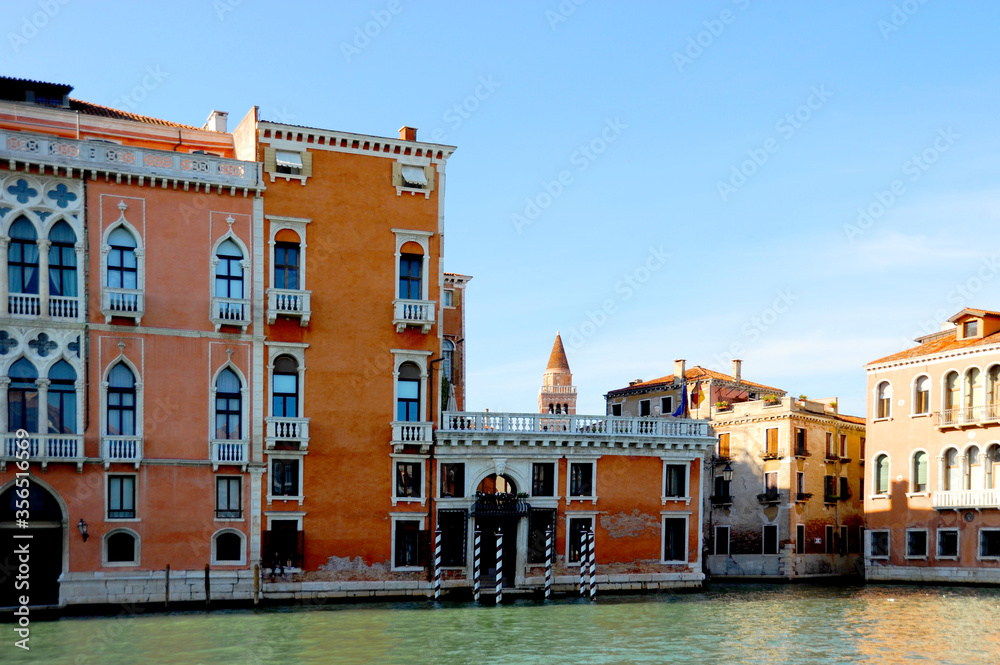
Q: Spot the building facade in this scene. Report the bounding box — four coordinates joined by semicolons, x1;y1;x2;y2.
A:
864;308;1000;583
606;360;866;579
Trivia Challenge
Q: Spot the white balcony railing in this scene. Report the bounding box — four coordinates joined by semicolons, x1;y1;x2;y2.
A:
439;412;712;439
102;288;144;323
932;489;1000;510
265;417;310;449
8;293;40;316
936;405;1000;428
1;129;260;189
1;433;84;470
267;289;311;326
211;297;250;331
392;298;435;333
392;421;433;444
48;295;80;319
211;440;249;470
101;435;143;468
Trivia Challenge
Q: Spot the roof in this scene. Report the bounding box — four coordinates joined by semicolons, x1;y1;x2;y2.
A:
545;333;571;373
948;308;1000;322
868;328;1000;365
836;414;866;426
68;99;201;130
606;365;784;396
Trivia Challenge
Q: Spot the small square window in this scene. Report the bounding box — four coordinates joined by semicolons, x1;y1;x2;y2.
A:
401;165;428;188
664;464;686;498
639;399;651;417
396;461;422;498
443;289;454;307
937;529;959;558
660;396;673;415
569;462;594;497
532;462;555;496
568;516;594;564
271;459;300;497
108;475;136;519
440;463;464;498
870;530;890;558
275;150;303;175
663;517;687;561
964;320;979;338
216;477;242;519
980;529;1000;558
611;403;622;417
105;531;138;565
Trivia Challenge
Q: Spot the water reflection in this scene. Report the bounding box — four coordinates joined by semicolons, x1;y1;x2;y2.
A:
6;585;1000;665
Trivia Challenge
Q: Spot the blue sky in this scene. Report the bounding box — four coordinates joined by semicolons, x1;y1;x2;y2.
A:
8;0;1000;417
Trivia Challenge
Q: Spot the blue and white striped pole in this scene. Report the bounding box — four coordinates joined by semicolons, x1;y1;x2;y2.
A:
544;528;553;600
495;529;503;605
587;529;597;600
473;528;481;603
433;527;442;601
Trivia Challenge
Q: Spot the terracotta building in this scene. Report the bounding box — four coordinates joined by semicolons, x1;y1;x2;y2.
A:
864;308;1000;583
605;360;866;579
0;77;262;607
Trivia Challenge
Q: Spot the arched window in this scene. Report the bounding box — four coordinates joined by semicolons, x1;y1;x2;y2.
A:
215;239;244;299
48;221;77;299
875;454;889;494
7;217;39;296
107;363;136;436
105;530;138;565
107;227;137;290
396;362;420;422
272;356;298;418
967;446;982;490
47;360;76;434
441;340;455;383
214;531;244;563
945;448;959;490
398;253;422;300
987;444;1000;490
912;451;927;493
945;371;960;411
215;368;242;439
8;358;39;432
988;366;1000;419
965;368;983;422
876;382;891;419
914;376;930;415
274;241;299;290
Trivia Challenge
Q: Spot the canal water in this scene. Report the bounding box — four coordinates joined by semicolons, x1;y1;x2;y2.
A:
6;584;1000;664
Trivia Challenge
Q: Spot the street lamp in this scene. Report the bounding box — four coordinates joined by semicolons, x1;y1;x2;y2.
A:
77;518;89;542
722;463;734;483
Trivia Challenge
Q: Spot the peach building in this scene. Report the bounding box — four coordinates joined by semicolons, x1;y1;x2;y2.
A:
864;308;1000;583
0;77;262;608
606;361;866;579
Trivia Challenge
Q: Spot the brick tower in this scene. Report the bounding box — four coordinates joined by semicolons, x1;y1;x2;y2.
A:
538;332;577;414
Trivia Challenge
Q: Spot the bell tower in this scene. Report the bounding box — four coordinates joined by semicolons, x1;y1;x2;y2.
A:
538;332;577;414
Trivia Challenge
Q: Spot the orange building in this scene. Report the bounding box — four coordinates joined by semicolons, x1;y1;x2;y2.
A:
864;308;1000;583
0;77;262;608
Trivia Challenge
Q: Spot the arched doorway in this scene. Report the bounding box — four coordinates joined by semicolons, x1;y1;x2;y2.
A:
0;481;65;607
473;474;526;587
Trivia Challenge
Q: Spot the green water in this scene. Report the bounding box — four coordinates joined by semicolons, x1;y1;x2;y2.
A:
5;584;1000;664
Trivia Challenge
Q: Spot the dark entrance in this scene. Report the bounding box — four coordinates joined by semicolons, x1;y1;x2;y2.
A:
0;481;64;607
475;516;518;587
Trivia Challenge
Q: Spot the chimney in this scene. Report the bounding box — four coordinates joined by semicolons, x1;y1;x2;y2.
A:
399;126;417;141
204;110;228;133
732;359;742;384
674;359;686;383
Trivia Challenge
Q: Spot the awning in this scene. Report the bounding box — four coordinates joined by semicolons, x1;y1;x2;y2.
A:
275;150;303;169
401;165;428;187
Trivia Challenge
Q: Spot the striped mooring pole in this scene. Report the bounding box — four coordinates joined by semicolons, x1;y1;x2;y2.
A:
495;529;504;605
544;528;553;600
433;527;442;601
579;530;589;596
588;528;597;601
473;528;481;603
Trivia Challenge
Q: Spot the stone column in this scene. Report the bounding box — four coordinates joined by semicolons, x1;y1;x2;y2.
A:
35;378;50;456
0;237;9;315
937;455;946;491
37;239;51;317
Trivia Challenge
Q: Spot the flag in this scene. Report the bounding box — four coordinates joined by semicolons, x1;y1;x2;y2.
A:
672;384;687;417
690;381;701;408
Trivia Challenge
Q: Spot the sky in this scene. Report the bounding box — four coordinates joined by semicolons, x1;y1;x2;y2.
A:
7;0;1000;417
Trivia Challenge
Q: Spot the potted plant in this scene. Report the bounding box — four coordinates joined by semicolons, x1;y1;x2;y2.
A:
763;394;780;406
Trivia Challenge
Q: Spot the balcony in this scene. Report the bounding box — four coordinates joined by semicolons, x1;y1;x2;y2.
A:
471;493;530;517
49;295;80;319
8;293;40;317
932;489;1000;510
267;289;311;326
710;495;733;506
824;453;840;462
795;492;813;502
211;440;249;470
824;493;839;504
760;449;782;461
392;421;433;452
936;405;1000;429
101;435;143;468
392;298;435;333
211;297;250;332
0;433;84;471
757;491;781;505
102;288;144;324
265;417;309;449
440;412;713;439
794;447;810;459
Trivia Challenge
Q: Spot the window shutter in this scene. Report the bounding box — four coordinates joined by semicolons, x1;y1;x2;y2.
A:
263;147;276;173
300;152;313;178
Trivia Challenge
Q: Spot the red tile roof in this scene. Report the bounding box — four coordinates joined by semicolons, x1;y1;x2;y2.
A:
868;328;1000;365
606;366;784;395
69;99;202;130
948;308;1000;322
546;333;570;372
